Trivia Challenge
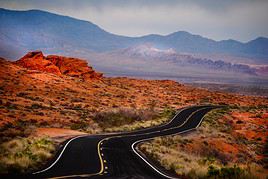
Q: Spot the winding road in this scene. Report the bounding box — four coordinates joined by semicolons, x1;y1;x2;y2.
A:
9;105;218;179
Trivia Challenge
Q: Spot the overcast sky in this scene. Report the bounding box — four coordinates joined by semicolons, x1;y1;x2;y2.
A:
1;0;268;42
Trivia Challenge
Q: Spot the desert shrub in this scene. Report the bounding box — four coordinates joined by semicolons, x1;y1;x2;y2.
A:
0;137;55;174
202;107;231;132
16;92;29;97
201;145;230;165
0;120;36;143
157;136;182;147
234;134;249;145
92;107;177;132
148;100;157;111
29;103;44;110
206;165;256;179
254;113;262;118
199;97;211;104
262;136;268;169
28;96;44;102
160;107;176;119
17;93;44;102
5;102;18;110
0;122;13;132
60;110;67;115
79;109;92;120
35;112;44;116
93;108;159;128
207;165;220;177
70;121;88;130
201;157;216;165
71;104;83;110
71;98;84;103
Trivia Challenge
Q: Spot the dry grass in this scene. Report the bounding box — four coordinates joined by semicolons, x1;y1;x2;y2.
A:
140;137;261;179
93;107;176;132
140;139;208;177
139;106;268;178
0;137;55;173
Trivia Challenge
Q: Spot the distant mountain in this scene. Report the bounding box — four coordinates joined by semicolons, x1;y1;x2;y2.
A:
0;8;268;61
114;44;257;75
121;44;177;57
139;32;268;59
244;37;268;57
0;8;132;59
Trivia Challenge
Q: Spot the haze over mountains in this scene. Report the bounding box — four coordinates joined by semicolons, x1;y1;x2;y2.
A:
0;8;268;87
120;44;257;75
1;8;268;60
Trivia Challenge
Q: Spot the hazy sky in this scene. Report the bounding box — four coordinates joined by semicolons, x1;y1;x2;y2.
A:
1;0;268;42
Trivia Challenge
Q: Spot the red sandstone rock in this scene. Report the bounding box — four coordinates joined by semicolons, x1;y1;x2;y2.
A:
15;51;61;75
46;55;102;80
14;51;102;80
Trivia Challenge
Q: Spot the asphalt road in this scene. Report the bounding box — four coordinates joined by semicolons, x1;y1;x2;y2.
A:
5;105;217;179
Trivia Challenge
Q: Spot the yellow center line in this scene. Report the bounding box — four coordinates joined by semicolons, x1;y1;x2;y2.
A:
48;106;215;179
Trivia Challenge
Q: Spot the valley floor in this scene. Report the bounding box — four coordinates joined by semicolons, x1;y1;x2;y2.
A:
0;57;267;178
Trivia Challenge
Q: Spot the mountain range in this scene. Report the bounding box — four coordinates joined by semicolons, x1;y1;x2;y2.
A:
1;8;268;86
119;44;256;75
0;8;268;61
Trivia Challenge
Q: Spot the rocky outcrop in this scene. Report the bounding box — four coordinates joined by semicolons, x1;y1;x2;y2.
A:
46;55;102;79
15;51;62;75
14;51;102;80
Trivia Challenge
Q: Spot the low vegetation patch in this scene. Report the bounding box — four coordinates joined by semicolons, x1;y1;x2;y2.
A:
0;120;37;144
139;106;267;178
0;137;55;174
93;107;176;132
205;165;257;179
263;137;268;169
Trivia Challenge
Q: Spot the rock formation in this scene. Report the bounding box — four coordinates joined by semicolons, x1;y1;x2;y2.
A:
14;51;102;80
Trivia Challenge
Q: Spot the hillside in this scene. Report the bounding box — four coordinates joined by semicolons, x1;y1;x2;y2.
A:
0;8;131;60
0;52;267;177
1;8;268;61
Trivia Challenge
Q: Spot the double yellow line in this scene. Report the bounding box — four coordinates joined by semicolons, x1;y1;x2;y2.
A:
49;106;214;179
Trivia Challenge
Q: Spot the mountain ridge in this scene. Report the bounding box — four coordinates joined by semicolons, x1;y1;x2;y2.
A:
0;8;268;60
0;8;261;43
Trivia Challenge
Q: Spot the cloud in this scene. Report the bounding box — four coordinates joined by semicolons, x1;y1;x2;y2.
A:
0;0;268;42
